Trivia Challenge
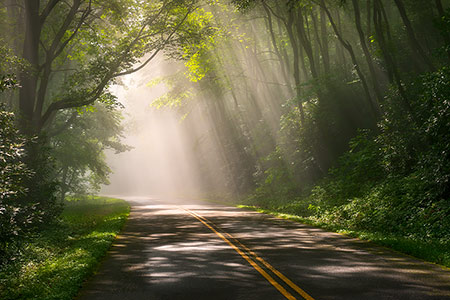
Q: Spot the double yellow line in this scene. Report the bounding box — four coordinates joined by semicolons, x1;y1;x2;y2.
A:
181;207;315;300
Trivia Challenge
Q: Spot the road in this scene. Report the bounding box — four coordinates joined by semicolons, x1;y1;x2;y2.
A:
77;197;450;300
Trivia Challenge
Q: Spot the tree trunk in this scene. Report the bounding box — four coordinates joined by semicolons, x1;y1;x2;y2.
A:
298;37;309;81
19;1;41;133
367;0;372;35
262;2;291;88
373;0;413;116
285;9;305;124
319;7;330;73
311;7;324;74
433;0;450;60
393;0;435;72
335;10;347;70
296;7;319;79
435;0;445;17
6;0;22;55
275;17;291;77
352;0;382;113
320;0;378;118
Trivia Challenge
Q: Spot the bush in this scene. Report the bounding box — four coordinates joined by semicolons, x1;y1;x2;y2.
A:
305;66;450;240
0;105;61;264
249;66;450;243
0;105;32;259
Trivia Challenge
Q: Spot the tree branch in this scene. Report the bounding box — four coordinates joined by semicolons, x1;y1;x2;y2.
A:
40;0;61;25
40;0;196;128
262;1;285;22
53;1;92;60
112;48;162;78
112;4;193;78
46;110;78;137
47;0;83;63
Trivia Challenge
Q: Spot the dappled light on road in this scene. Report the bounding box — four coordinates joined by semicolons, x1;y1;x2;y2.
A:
78;198;450;300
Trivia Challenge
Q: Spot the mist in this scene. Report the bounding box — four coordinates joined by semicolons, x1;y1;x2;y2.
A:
101;4;296;200
100;58;200;198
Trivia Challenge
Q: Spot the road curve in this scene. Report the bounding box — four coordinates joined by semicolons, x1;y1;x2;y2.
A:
77;197;450;300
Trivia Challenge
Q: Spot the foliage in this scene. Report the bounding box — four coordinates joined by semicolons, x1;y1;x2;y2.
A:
1;41;61;261
0;106;60;263
50;104;131;197
239;205;450;267
247;66;450;245
1;1;207;266
0;105;32;259
0;43;23;92
0;0;205;135
0;196;130;300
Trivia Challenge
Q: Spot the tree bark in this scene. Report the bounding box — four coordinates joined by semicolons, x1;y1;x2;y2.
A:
373;0;413;116
35;0;83;130
319;6;330;73
335;9;347;70
296;7;319;79
393;0;435;72
320;0;378;118
435;0;445;17
311;7;324;74
262;2;290;88
366;0;372;35
285;8;305;123
276;17;291;77
352;0;382;113
433;0;450;60
19;1;41;133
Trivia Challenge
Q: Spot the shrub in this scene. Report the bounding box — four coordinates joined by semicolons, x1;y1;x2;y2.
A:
0;105;61;264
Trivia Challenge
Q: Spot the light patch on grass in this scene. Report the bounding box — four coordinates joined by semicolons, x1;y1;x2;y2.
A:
237;204;450;269
0;196;130;300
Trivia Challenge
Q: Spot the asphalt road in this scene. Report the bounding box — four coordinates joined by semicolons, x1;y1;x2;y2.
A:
77;197;450;300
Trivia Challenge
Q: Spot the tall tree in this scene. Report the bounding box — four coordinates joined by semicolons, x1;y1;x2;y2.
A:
14;0;197;134
393;0;435;72
351;0;383;111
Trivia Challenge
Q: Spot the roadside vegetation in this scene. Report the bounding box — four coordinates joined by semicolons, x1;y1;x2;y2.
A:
0;0;199;271
0;196;129;300
239;204;450;268
241;67;450;267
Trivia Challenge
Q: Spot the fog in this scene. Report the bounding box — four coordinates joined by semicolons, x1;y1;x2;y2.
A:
100;10;293;199
101;58;204;198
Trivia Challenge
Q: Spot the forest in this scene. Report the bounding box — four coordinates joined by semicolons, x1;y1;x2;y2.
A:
1;0;449;291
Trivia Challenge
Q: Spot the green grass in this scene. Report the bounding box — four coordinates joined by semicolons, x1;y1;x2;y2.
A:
237;205;450;269
0;196;130;300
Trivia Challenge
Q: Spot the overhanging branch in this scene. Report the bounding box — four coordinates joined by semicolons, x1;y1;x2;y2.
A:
40;0;196;129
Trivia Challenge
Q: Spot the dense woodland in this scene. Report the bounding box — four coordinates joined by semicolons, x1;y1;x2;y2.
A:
1;0;449;266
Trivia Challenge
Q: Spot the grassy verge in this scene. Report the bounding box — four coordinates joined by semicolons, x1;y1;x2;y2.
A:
237;205;450;269
0;196;130;300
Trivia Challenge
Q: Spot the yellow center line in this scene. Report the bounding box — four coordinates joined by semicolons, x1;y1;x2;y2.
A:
181;207;297;300
226;232;315;300
187;209;315;300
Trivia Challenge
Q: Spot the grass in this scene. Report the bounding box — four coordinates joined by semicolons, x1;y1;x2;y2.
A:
237;205;450;269
0;196;130;300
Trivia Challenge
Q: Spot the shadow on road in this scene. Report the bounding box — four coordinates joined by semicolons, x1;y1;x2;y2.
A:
77;197;450;300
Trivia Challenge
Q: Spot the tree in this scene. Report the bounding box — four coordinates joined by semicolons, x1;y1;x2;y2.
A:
51;103;131;199
5;0;198;134
0;43;59;261
0;103;30;260
0;0;205;214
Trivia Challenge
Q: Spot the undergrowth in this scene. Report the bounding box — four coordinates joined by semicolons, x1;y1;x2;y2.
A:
0;196;130;300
